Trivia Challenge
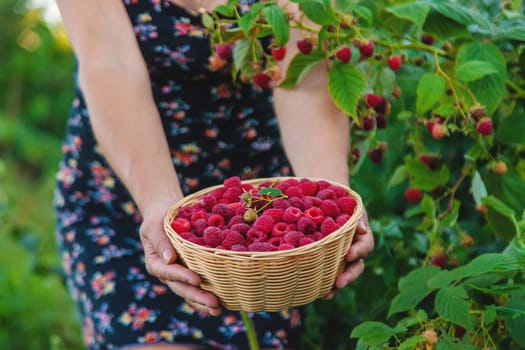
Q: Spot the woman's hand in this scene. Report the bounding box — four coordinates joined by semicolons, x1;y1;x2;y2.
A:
139;199;223;316
325;209;375;299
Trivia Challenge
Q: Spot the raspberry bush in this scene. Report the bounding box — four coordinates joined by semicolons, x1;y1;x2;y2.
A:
202;0;525;349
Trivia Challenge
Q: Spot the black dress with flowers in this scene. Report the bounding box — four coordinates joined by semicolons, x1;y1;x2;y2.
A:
54;0;303;349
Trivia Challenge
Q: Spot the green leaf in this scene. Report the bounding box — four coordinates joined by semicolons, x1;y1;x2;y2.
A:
505;291;525;348
201;13;214;29
416;73;446;115
486;169;525;214
214;4;235;17
239;12;256;37
451;253;524;280
263;5;290;46
483;307;497;326
299;0;338;25
399;336;428;350
233;39;253;72
344;4;373;25
441;199;460;227
405;158;450;191
388;266;441;317
279;51;325;89
350;322;395;345
328;63;367;120
471;171;488;207
456;60;498;82
430;2;491;30
384;2;430;30
496;104;525;145
258;187;283;197
388;165;408;188
457;41;507;115
396;310;428;329
498;25;525;42
423;10;471;40
435;286;472;331
482;196;519;241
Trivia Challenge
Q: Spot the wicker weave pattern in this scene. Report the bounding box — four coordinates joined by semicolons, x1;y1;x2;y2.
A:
164;177;363;312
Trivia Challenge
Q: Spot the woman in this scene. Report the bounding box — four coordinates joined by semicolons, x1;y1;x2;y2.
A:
54;0;374;349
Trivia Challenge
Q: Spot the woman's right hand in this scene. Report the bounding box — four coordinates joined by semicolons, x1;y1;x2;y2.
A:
139;199;223;316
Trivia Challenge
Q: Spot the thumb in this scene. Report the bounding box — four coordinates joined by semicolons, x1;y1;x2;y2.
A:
140;222;177;265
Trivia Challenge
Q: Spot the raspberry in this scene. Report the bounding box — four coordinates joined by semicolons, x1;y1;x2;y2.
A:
299;180;318;196
335;213;351;226
231;244;248;251
192;218;207;236
317;180;331;190
368;143;387;164
321;199;341;217
335;46;352;63
362;116;375;130
298;237;314;247
431;123;448;140
171;217;191;233
177;206;193;220
215;43;232;61
228;215;245;226
222;231;246;249
404;187;423;203
203;227;224;247
283;178;300;187
284;231;305;246
212;203;234;221
285;185;304;198
430;248;447;269
253;215;274;234
454;326;467;338
249;242;274;252
268;236;283;248
207;213;226;228
493;161;508;175
328;185;348;198
188;236;205;245
297;39;313;54
476;118;493;135
337;196;357;215
209;54;227;71
309;232;323;241
358;40;375;57
264;208;283;222
297;216;316;234
282;207;302;223
246;228;266;242
419;154;441;170
366;93;383;109
271;222;289;237
320;217;340;236
179;231;195;240
275;181;290;192
253;72;271;89
210;187;226;200
304;207;324;224
271;46;287;61
317;188;337;200
421;33;435;46
288;196;305;210
272;198;290;210
231;222;250;235
303;195;322;209
375;114;387;129
278;243;295;250
198;194;217;211
387;55;402;71
351;147;360;164
190;210;208;224
223;176;242;188
223;187;243;202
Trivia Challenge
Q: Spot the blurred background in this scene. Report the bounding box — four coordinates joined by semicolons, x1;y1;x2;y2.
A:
0;0;84;348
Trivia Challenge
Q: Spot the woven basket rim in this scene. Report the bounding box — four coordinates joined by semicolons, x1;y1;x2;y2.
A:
164;176;363;259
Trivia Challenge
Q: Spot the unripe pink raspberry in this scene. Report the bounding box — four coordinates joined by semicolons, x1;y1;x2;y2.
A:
431;123;448;140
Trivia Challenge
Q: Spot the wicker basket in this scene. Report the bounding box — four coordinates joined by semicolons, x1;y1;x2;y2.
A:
164;177;363;312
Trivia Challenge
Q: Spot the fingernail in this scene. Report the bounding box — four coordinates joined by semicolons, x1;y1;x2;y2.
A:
162;249;172;262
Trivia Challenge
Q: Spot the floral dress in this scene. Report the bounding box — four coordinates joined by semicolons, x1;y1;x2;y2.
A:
53;0;303;349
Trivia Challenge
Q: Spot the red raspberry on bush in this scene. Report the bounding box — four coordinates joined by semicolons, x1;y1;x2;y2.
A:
215;43;232;61
387;55;402;71
253;72;271;89
335;46;352;63
362;116;375;131
375;114;387;129
297;39;313;54
421;33;436;46
368;143;387;164
358;39;375;57
431;123;448;140
171;217;191;233
366;93;383;109
271;46;286;61
476;117;493;135
404;187;423;203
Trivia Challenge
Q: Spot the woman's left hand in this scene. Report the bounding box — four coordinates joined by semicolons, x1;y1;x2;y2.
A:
325;210;375;299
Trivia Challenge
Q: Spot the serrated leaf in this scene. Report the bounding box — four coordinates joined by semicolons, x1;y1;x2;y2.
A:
258;187;283;197
299;0;337;25
233;39;253;72
388;266;440;317
399;336;428;350
263;5;290;46
345;4;373;25
239;12;256;37
496;104;525;145
482;196;519;240
471;171;488;207
388;165;408;188
396;310;428;328
506;291;525;348
405;158;449;191
350;322;395;345
451;253;524;281
430;2;491;30
416;73;446;115
384;2;430;30
214;4;235;17
456;60;498;82
435;286;472;331
279;51;325;89
499;26;525;42
328;63;366;120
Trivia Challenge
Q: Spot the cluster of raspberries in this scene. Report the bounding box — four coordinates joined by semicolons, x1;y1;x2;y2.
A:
170;176;357;252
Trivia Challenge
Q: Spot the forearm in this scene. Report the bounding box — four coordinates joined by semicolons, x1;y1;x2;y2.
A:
273;64;350;186
79;66;183;214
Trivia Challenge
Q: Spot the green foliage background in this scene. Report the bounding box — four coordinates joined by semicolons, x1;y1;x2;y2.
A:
1;0;524;349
